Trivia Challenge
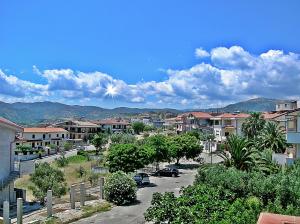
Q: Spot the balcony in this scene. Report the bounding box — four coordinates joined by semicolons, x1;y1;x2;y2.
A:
286;132;300;144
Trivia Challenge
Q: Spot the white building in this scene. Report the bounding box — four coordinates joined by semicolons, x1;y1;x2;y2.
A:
211;113;250;142
285;110;300;163
92;119;129;133
18;127;69;151
276;100;300;112
0;117;23;204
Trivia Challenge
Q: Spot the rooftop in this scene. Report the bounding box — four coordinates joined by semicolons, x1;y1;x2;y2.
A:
24;127;68;133
92;119;130;125
0;117;23;131
257;212;300;224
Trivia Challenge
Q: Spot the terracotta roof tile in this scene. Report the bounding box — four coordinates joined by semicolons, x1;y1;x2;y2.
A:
24;127;68;133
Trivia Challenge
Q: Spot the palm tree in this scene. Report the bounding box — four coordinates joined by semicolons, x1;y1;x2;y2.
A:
254;148;280;174
242;112;265;139
218;135;255;171
259;122;287;153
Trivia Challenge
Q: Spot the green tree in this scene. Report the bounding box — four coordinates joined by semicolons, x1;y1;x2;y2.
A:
63;142;73;151
107;143;153;173
242;112;265;139
16;145;32;153
132;122;145;134
218;135;255;171
104;171;137;205
259;122;287;153
92;133;108;155
110;133;136;145
169;134;202;164
29;163;67;204
146;134;170;169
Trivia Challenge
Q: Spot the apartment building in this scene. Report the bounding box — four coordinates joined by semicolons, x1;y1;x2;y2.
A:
54;120;101;141
211;113;250;142
19;127;69;149
0;117;23;204
92;119;129;133
276;100;300;112
176;112;213;134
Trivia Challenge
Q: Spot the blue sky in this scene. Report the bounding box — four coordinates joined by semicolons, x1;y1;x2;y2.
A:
1;0;300;108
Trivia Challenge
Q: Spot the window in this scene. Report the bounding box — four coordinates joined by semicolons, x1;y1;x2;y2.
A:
43;134;45;139
49;134;51;138
62;134;64;138
215;120;220;125
32;134;35;139
57;134;59;137
285;104;288;108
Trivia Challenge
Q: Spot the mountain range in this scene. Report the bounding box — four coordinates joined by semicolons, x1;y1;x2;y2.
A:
0;98;280;125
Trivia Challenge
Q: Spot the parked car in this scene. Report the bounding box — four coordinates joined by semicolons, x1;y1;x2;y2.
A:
153;168;179;177
133;173;151;185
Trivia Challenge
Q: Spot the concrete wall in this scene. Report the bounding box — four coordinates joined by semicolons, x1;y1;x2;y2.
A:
0;126;15;180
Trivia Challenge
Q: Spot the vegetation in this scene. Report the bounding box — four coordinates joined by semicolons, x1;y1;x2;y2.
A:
145;163;300;224
259;122;288;153
110;133;136;145
92;133;108;155
29;163;67;204
132;122;145;134
242;112;266;139
107;143;153;173
63;142;73;151
169;133;203;164
104;171;137;205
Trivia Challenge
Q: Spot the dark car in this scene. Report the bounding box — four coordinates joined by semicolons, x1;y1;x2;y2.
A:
133;173;151;186
153;168;179;177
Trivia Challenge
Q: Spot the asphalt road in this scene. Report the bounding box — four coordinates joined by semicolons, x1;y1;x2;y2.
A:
74;166;198;224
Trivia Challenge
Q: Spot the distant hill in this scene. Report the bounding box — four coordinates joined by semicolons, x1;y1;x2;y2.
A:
0;98;280;125
206;98;279;113
0;101;180;125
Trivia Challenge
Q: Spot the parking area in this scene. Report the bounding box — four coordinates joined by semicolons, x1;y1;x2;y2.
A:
74;165;198;224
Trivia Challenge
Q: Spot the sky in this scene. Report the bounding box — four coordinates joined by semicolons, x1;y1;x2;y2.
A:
1;0;300;109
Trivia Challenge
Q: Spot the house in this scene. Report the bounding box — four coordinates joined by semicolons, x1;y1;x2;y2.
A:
0;117;23;204
16;127;69;155
91;119;129;133
211;113;250;142
175;112;213;134
54;120;101;141
151;120;165;129
276;100;300;111
163;117;177;130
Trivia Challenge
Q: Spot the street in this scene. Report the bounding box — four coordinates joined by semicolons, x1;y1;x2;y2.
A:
74;165;198;224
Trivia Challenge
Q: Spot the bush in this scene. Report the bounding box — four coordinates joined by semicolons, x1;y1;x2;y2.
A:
104;171;137;205
55;156;69;167
29;163;67;204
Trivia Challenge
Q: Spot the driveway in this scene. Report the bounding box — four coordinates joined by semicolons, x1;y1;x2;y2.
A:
34;148;78;164
74;165;198;224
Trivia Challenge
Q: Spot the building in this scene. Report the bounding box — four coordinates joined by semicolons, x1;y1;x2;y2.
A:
211;113;250;142
151;120;165;129
163;117;177;130
92;119;130;133
54;120;101;141
276;100;300;111
18;127;69;149
176;112;213;134
0;117;23;204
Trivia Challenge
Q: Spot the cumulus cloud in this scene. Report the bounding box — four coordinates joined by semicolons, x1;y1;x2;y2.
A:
1;45;300;108
195;48;210;58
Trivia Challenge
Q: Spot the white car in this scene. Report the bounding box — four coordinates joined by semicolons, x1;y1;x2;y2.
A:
133;173;150;186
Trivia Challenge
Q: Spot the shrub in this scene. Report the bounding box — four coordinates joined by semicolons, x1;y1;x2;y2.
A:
29;163;67;204
55;156;69;167
104;171;137;205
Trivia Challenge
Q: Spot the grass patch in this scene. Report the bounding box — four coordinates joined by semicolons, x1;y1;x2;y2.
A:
66;155;88;164
82;202;112;218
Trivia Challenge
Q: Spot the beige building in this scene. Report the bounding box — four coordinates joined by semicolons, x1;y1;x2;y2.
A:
176;112;213;134
18;127;69;149
0;117;23;204
54;120;101;141
92;119;129;133
211;113;250;142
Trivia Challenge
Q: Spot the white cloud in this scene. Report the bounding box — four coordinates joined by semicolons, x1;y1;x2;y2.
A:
1;46;300;108
195;48;210;58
